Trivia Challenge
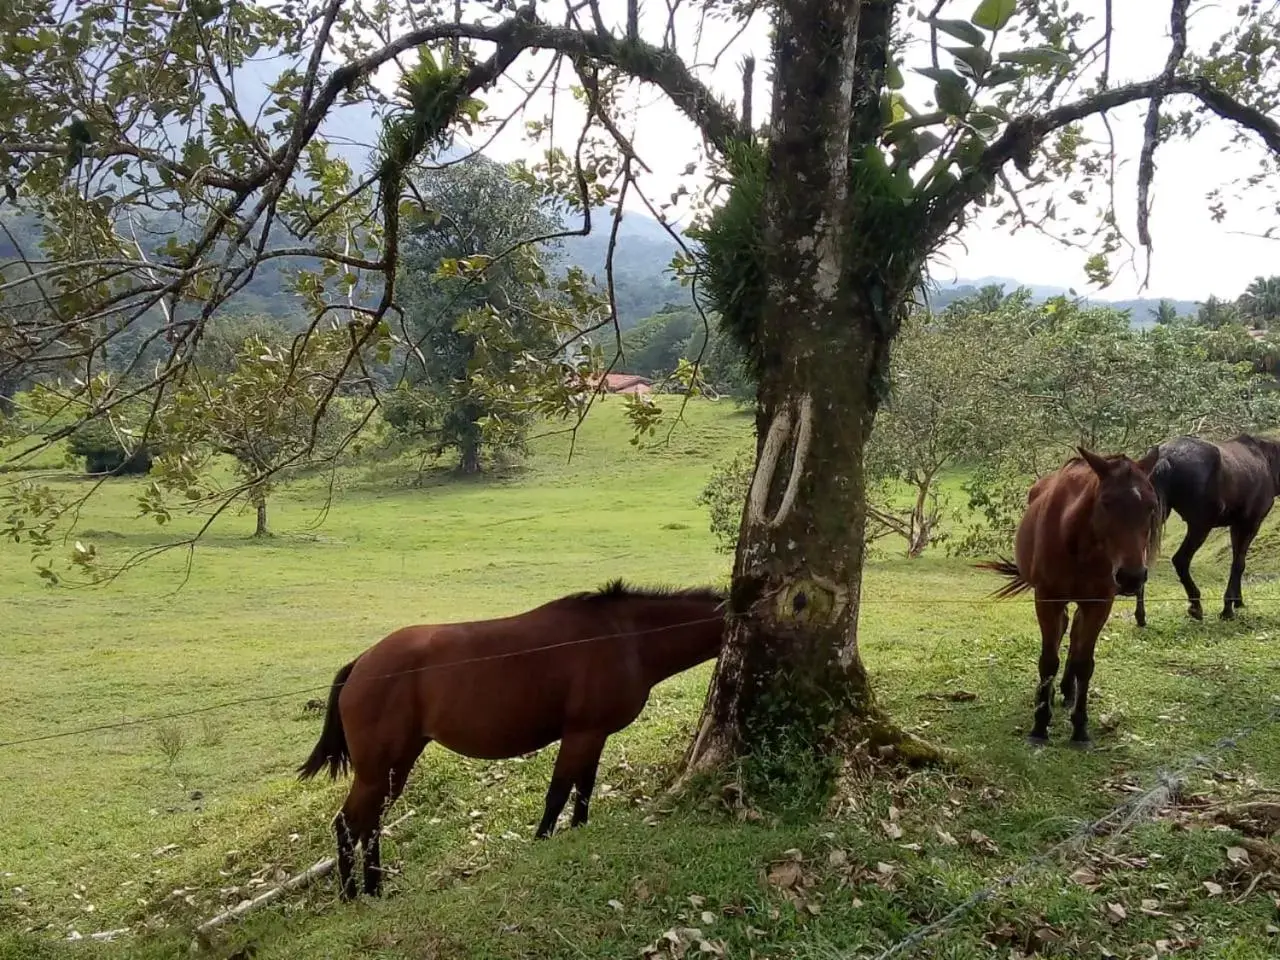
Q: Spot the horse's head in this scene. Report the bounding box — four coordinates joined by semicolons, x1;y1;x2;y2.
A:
1078;446;1161;596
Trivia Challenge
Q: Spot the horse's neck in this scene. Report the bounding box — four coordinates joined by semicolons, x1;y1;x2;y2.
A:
630;605;721;683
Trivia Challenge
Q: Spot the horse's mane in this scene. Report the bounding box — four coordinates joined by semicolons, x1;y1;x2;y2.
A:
1062;451;1130;469
567;579;727;604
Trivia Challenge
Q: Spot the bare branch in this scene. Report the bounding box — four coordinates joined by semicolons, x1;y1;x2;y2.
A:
1137;0;1190;254
925;74;1280;250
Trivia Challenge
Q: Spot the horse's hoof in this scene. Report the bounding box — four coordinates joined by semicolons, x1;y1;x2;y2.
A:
1026;734;1049;749
1066;737;1093;751
1220;608;1236;621
1135;615;1147;628
1188;606;1204;621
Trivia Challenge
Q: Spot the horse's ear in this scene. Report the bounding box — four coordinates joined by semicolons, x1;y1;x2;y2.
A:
1136;445;1160;475
1077;446;1112;476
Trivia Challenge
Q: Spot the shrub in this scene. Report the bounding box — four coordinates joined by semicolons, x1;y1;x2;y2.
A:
66;420;153;476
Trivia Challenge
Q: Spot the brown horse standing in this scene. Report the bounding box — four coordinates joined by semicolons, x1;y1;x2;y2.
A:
979;447;1160;746
298;581;726;900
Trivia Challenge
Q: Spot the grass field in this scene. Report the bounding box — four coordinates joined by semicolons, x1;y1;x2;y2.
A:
3;400;1280;960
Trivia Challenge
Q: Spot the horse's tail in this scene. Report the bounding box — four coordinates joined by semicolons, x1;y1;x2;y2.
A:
1147;450;1173;561
297;659;357;781
973;557;1032;600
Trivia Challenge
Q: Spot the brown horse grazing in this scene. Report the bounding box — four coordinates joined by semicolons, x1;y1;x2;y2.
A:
978;447;1161;747
298;580;726;900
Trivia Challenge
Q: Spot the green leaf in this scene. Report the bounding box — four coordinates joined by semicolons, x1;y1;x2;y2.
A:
998;46;1074;70
984;65;1022;86
947;45;992;78
968;110;1002;138
935;76;971;117
915;66;967;87
972;0;1016;32
915;131;944;156
886;61;904;90
927;17;987;47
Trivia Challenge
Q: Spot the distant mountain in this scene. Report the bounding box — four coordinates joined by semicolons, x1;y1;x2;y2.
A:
554;208;690;327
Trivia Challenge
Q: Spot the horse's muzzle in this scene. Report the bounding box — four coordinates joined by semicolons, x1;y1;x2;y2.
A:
1114;566;1148;596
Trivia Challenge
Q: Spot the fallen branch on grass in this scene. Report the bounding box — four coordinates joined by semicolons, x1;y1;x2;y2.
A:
194;808;417;940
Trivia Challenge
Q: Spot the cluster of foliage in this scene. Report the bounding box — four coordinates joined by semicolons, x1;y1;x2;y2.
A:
615;305;752;400
65;419;153;476
386;156;604;475
700;288;1280;558
1179;275;1280;330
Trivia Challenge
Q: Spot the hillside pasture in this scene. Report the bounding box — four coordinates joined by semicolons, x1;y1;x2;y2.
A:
2;401;1280;959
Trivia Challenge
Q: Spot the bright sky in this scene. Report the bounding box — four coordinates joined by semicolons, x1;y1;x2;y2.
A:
376;0;1279;302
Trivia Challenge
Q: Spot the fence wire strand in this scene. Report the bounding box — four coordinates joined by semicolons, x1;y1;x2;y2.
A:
6;583;1280;750
864;697;1280;960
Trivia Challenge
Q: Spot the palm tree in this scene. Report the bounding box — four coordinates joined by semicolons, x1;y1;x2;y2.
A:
1150;298;1180;325
1237;275;1280;329
1196;295;1241;330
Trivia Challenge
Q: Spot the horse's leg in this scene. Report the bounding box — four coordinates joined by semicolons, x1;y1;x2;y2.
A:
363;741;428;897
333;809;358;902
1134;580;1147;629
1031;599;1068;744
1222;519;1263;620
536;731;608;838
1065;600;1112;747
1172;523;1211;620
570;734;609;829
334;772;384;902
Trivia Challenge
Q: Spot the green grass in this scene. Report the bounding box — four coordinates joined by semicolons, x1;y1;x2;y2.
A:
2;399;1280;960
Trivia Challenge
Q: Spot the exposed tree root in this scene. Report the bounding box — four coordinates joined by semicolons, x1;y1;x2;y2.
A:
845;711;956;770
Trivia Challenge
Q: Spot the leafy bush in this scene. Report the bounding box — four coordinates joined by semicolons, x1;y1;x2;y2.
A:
66;420;153;476
696;447;754;553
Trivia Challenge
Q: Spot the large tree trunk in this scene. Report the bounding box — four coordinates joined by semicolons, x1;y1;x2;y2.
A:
684;0;938;797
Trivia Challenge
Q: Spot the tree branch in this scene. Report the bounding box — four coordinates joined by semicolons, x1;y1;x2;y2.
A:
320;10;748;155
849;1;895;152
1137;0;1189;252
924;74;1280;249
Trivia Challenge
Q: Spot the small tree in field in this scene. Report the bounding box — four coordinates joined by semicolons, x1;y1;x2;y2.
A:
156;324;358;537
863;307;1025;557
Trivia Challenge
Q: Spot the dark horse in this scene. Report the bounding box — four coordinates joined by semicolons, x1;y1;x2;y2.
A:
1134;434;1280;626
298;580;726;900
979;447;1161;746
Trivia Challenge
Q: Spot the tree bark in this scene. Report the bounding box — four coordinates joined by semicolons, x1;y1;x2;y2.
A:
458;437;482;475
253;489;269;537
683;0;940;798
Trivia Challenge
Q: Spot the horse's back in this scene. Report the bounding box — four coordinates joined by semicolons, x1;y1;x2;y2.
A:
1217;437;1277;519
341;608;646;761
1152;436;1221;515
1014;462;1097;592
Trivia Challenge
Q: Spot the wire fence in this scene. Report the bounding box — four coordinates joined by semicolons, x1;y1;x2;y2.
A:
4;584;1280;750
